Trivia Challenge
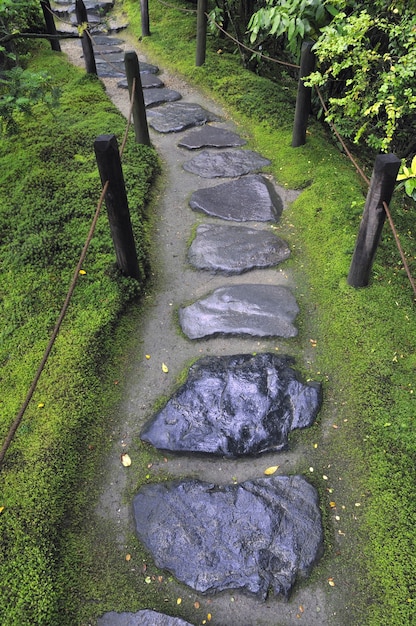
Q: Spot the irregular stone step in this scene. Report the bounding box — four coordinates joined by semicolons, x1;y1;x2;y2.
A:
189;174;283;222
90;35;125;45
118;74;164;89
97;611;194;626
146;102;220;133
144;88;182;108
95;52;125;63
96;65;125;78
188;223;290;274
141;353;322;457
179;284;299;339
91;45;123;54
133;476;323;599
183;149;270;178
178;125;246;149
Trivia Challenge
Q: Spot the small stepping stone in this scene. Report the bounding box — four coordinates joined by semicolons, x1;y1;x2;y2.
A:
188;224;290;274
179;284;299;339
96;65;125;78
141;353;322;457
147;102;220;133
97;611;194;626
178;125;246;149
90;35;125;45
144;87;181;108
183;149;270;178
91;45;123;54
133;475;323;599
190;174;283;222
118;74;164;89
95;52;125;63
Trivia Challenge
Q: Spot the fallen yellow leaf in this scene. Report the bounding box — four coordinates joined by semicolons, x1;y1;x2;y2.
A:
329;501;336;508
264;466;279;475
144;576;151;584
194;601;200;609
177;598;182;605
121;453;132;467
162;362;169;373
145;354;151;360
207;614;212;621
328;578;335;587
38;403;45;409
79;269;86;275
0;506;4;514
125;554;131;562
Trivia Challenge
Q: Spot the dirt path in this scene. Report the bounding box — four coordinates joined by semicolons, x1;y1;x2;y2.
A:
60;22;351;626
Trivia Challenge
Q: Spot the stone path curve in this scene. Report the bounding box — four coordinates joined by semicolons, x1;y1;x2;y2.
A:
56;3;333;624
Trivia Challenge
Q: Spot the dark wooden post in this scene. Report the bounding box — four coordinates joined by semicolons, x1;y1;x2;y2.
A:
195;0;208;67
140;0;150;37
292;41;315;148
94;134;140;279
75;0;97;75
347;154;401;287
40;0;61;52
124;51;151;146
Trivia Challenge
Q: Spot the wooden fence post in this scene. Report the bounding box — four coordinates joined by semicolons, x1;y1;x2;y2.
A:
75;0;97;75
195;0;208;67
292;41;315;148
124;51;151;146
347;153;401;287
40;0;61;52
94;134;140;279
140;0;150;37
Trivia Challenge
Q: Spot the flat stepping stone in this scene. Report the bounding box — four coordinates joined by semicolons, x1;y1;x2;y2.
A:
95;52;125;63
183;149;270;178
133;475;323;599
179;284;298;339
118;74;164;89
190;174;283;222
188;224;290;274
146;102;220;133
97;611;194;626
96;65;125;78
90;35;125;45
178;125;246;149
91;45;123;54
144;87;181;108
141;353;321;457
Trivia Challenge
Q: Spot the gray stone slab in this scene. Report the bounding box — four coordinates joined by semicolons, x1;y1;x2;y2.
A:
147;102;220;133
133;476;323;599
178;125;246;149
179;284;298;339
189;174;283;222
118;74;164;89
91;45;123;54
141;353;322;457
95;52;125;63
144;88;182;108
96;65;125;78
183;149;270;178
188;224;290;274
97;611;194;626
90;35;125;45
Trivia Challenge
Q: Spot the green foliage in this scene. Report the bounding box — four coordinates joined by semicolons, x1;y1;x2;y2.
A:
397;155;416;201
247;0;337;58
305;7;416;154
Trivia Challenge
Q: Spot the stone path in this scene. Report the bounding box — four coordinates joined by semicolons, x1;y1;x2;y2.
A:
55;3;333;624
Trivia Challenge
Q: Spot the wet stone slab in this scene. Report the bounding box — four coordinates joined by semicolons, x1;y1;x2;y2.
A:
90;35;125;45
146;103;220;133
118;73;164;89
133;476;323;599
95;52;125;63
144;87;182;108
178;125;246;149
190;174;282;222
179;284;299;339
97;611;194;626
96;64;125;78
91;45;123;54
141;353;322;457
188;224;290;274
183;149;270;178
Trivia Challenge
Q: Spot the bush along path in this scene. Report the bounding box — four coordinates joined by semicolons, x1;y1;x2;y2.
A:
58;4;350;625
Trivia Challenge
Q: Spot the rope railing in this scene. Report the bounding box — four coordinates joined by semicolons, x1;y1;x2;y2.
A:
0;79;137;470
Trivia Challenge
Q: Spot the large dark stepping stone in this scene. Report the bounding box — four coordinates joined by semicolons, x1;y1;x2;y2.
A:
95;52;125;63
178;125;246;149
91;45;123;54
190;174;283;222
96;64;125;78
144;87;182;108
90;35;125;45
141;353;321;457
179;284;298;339
133;476;323;599
147;102;220;133
97;611;194;626
188;224;290;273
118;74;164;89
183;149;270;178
